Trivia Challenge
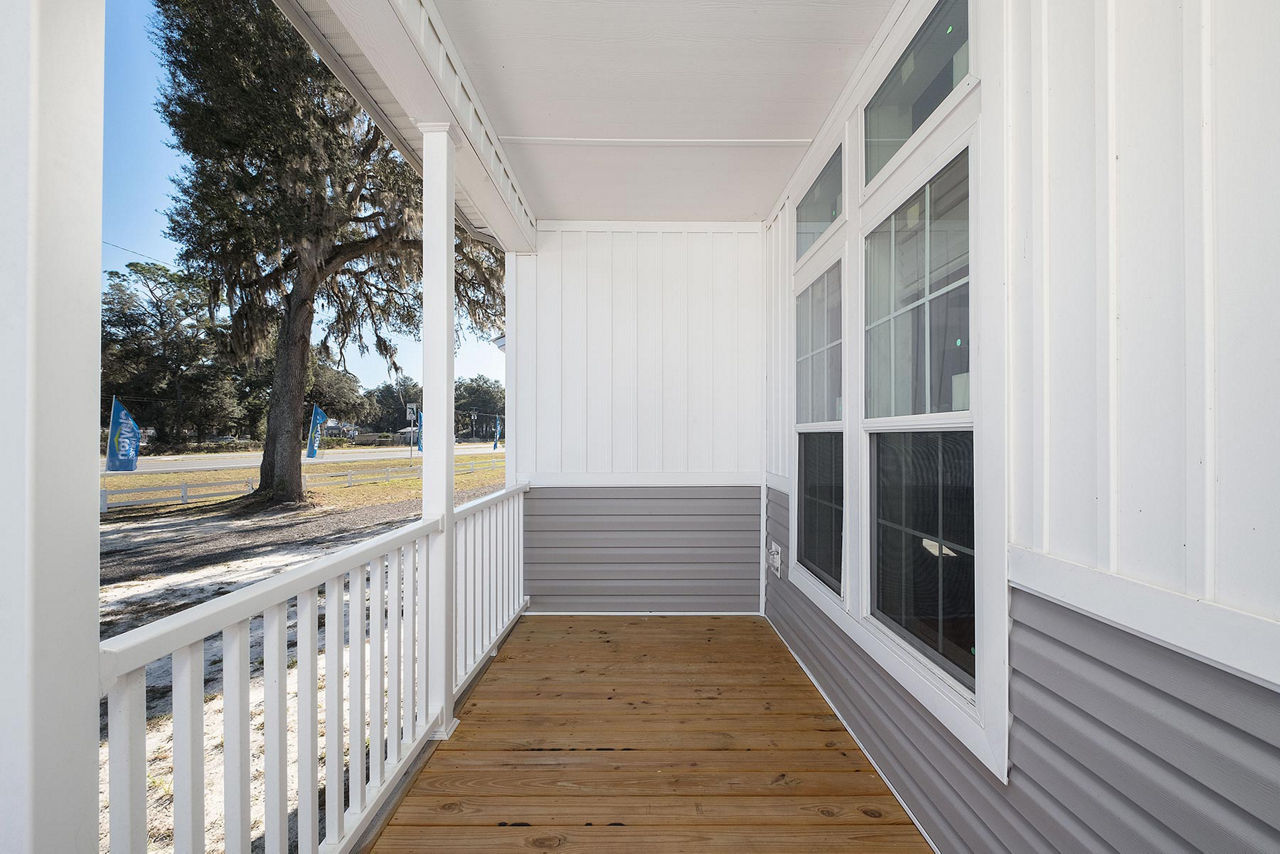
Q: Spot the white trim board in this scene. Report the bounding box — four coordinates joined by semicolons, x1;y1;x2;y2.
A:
1009;546;1280;693
536;220;763;233
518;473;765;488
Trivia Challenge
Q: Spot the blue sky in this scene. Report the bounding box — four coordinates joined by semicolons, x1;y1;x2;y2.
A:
102;0;505;390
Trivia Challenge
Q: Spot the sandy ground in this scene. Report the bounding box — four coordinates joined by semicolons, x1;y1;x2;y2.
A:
98;472;503;852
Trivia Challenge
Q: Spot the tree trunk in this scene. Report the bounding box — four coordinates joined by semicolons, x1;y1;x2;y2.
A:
256;279;317;503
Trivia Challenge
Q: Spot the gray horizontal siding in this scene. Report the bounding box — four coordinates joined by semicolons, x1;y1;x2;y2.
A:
763;491;1280;853
765;487;789;575
524;486;761;613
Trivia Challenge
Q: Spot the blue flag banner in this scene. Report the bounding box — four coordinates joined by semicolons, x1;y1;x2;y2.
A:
417;409;424;452
494;415;502;451
307;404;327;459
106;397;141;472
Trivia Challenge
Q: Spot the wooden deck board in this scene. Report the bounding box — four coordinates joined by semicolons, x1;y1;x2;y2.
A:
373;615;929;852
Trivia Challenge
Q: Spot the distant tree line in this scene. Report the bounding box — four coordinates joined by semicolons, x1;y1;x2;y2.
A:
102;260;503;448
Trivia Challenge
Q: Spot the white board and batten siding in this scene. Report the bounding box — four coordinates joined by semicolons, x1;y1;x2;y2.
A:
758;1;1280;851
512;222;766;613
1005;0;1280;690
513;222;765;485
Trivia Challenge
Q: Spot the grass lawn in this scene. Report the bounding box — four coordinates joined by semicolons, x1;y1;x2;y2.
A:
100;453;507;519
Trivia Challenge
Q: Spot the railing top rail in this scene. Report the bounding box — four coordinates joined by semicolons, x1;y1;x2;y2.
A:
98;515;442;694
453;481;530;521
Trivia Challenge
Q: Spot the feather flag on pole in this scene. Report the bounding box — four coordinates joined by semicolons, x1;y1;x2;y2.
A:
106;397;142;472
306;404;327;459
417;409;424;452
494;415;502;451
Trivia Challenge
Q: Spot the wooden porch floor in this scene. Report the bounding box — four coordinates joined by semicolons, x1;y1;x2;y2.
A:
372;615;930;852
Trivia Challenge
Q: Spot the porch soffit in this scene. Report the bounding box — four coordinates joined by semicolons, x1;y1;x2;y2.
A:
433;0;895;222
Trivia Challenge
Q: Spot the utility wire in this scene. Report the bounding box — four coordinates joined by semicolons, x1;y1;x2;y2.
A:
102;240;173;266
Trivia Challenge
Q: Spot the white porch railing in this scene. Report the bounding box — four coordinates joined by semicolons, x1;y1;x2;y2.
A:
453;483;530;694
97;481;529;853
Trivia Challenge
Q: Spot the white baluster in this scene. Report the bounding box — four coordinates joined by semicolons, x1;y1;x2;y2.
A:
415;536;429;735
108;668;146;854
223;621;251;854
172;640;205;854
264;603;288;854
387;546;403;766
369;556;385;787
297;588;319;854
324;575;345;843
401;543;415;749
348;564;367;814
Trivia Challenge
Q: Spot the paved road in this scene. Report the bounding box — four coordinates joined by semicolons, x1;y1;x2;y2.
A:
102;443;503;475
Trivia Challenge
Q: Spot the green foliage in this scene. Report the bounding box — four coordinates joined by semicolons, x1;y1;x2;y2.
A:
307;348;368;425
455;375;505;415
361;376;422;434
101;261;242;442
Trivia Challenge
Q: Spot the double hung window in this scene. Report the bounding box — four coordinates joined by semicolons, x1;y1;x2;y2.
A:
796;261;843;593
864;153;974;687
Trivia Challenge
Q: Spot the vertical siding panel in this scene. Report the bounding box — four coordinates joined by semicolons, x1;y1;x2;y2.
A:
611;233;639;473
737;230;764;472
560;230;588;473
1112;1;1188;592
1042;0;1102;569
586;231;613;473
535;230;562;472
711;232;738;472
515;253;538;479
661;232;689;472
686;233;714;469
1210;2;1280;619
763;221;778;477
636;232;664;472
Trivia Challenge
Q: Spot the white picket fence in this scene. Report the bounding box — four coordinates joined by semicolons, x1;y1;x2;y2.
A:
98;482;530;853
99;457;505;512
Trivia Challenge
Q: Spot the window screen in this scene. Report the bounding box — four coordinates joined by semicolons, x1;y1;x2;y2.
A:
871;431;974;687
798;432;843;593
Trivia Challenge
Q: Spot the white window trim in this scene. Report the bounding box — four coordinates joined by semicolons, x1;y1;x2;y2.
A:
784;6;1009;778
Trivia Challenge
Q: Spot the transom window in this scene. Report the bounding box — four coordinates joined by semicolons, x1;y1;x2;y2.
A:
797;261;842;424
865;0;969;183
865;150;969;418
796;147;843;259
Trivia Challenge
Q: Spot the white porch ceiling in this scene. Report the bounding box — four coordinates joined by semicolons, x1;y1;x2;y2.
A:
433;0;896;222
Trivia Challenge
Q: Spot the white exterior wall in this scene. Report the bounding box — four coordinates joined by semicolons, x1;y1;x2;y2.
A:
761;0;1280;738
1004;0;1280;683
513;222;764;485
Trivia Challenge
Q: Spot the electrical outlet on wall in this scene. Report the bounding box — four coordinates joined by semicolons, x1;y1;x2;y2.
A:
767;540;782;576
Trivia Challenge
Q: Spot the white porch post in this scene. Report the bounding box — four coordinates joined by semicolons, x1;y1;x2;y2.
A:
503;252;518;488
0;1;105;851
420;123;459;738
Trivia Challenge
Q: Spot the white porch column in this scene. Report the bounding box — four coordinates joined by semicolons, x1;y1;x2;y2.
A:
420;123;459;738
0;1;105;851
503;252;518;488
